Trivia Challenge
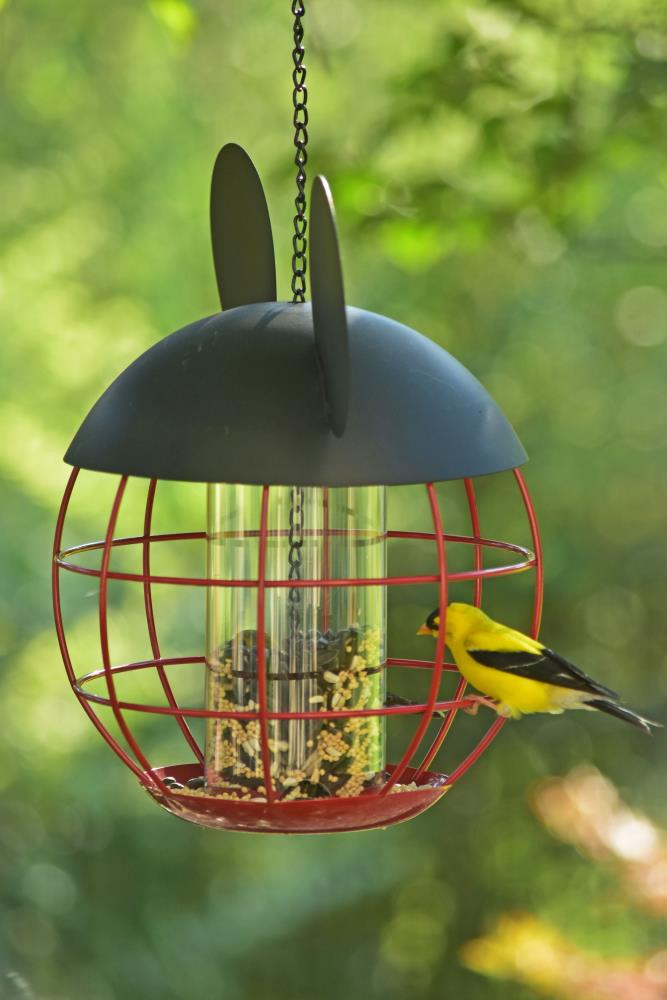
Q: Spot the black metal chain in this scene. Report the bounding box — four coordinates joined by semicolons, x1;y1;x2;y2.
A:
290;0;308;304
288;487;304;634
288;2;307;639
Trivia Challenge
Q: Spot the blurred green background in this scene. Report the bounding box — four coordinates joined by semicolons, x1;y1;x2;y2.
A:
1;0;666;998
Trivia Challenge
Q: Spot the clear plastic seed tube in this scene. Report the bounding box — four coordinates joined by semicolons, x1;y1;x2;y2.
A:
205;484;386;799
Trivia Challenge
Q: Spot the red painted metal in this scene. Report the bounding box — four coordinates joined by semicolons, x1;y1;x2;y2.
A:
465;478;484;609
143;479;204;765
385;657;457;671
98;477;168;794
256;486;275;802
56;534;535;589
53;468;144;779
322;486;330;631
74;662;476;718
143;763;450;834
380;483;447;796
436;468;545;790
515;467;544;637
414;478;482;779
53;469;543;832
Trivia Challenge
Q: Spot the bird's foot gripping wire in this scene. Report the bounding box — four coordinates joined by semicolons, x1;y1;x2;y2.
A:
463;694;499;716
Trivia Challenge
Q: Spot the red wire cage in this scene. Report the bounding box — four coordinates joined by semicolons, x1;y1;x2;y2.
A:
53;466;543;834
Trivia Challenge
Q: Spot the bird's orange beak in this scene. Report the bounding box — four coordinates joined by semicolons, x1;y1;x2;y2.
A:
416;623;431;636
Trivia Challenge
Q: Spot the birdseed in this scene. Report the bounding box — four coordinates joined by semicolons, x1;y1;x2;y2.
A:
204;626;384;800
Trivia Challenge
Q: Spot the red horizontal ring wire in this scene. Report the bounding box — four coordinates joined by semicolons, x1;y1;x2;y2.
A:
55;550;535;588
74;654;459;687
57;528;532;561
73;686;475;720
54;527;531;547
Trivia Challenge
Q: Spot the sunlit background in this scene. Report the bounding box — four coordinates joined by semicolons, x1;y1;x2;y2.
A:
1;1;666;998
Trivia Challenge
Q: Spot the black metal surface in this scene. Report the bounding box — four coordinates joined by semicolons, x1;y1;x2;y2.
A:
65;302;527;486
210;144;276;309
310;177;349;438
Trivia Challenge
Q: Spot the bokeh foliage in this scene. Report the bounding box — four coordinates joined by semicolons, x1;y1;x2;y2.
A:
1;1;666;998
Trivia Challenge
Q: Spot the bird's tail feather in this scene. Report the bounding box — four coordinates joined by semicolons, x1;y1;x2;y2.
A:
587;698;661;734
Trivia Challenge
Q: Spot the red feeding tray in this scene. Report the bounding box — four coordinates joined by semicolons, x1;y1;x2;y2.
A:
143;764;449;834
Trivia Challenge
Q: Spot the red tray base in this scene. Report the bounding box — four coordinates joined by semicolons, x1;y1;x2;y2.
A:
141;763;450;834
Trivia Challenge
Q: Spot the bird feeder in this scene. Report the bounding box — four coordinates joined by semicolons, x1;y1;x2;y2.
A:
53;142;543;834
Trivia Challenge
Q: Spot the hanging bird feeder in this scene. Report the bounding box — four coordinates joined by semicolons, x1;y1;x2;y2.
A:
52;7;543;834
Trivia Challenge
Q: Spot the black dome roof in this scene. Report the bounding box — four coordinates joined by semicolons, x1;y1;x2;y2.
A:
65;302;526;486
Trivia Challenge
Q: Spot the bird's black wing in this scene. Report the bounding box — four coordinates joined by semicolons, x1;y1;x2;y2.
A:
543;647;618;699
468;647;618;699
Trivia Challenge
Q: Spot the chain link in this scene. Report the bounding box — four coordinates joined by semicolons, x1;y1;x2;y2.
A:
290;0;308;303
288;487;304;633
288;2;308;637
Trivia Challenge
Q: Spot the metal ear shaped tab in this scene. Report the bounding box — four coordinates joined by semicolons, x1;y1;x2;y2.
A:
310;176;350;438
210;143;277;310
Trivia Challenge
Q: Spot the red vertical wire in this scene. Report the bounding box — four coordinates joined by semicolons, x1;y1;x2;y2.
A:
99;477;167;793
143;479;204;764
443;715;506;786
414;478;482;778
256;485;275;802
440;469;544;788
466;478;483;609
53;468;144;778
380;482;447;795
514;468;544;638
322;487;330;631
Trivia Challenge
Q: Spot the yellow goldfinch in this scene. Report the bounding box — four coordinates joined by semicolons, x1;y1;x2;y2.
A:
417;602;659;733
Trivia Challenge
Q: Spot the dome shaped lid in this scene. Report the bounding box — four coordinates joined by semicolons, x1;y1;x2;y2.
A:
65;145;526;486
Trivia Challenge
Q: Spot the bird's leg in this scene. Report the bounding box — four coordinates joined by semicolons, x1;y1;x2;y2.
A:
496;703;517;719
463;694;499;716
